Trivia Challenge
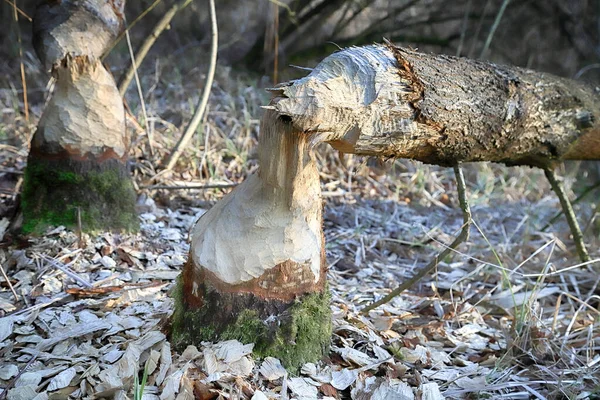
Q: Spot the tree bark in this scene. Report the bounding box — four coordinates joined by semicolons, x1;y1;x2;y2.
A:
270;42;600;168
171;110;331;370
22;0;137;233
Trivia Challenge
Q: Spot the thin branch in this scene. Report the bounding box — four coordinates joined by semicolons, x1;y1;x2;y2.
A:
543;168;590;263
125;28;153;156
2;0;31;21
164;0;218;170
142;183;236;190
273;2;280;84
541;181;600;231
0;352;38;400
479;0;510;59
361;164;472;314
456;0;472;57
467;0;491;59
102;0;164;59
37;253;93;289
0;263;18;302
12;0;29;123
118;0;193;96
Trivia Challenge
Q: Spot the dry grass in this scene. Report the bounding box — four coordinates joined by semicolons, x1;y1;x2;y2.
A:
0;42;599;398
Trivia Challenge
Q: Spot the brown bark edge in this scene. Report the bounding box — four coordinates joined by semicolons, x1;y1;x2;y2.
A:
172;254;331;370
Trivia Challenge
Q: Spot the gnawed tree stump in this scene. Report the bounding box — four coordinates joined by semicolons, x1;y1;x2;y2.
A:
172;110;331;370
270;43;600;262
22;0;137;233
33;0;125;72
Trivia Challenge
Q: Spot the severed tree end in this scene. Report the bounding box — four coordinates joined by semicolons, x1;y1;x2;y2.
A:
33;0;125;71
21;55;137;234
171;111;332;370
273;43;600;167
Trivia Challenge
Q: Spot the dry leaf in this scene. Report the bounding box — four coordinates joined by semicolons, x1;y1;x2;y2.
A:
288;377;318;399
421;382;444;400
0;316;14;342
259;357;286;381
0;364;18;380
47;367;76;391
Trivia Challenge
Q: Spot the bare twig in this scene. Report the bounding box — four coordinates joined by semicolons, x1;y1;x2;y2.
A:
361;164;472;314
0;263;18;302
125;28;153;156
199;123;211;176
37;253;93;289
102;0;164;59
142;183;237;190
456;0;472;57
0;352;38;400
467;0;491;59
2;0;31;21
118;0;193;95
164;0;218;171
541;181;600;232
76;207;84;248
273;2;280;84
12;0;29;123
479;0;510;59
543;168;590;263
574;63;600;80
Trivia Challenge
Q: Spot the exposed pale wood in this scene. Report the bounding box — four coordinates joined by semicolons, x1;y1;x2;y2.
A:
190;110;324;288
175;110;331;368
23;0;137;233
272;43;600;168
32;55;127;160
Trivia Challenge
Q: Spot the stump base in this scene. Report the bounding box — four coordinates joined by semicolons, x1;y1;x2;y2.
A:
21;157;138;233
171;270;331;370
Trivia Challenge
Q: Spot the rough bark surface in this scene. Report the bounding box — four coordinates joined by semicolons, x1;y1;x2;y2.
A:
22;0;137;233
272;43;600;168
172;110;331;370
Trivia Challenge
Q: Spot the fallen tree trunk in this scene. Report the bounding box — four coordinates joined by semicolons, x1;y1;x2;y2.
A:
172;109;331;370
271;42;600;168
23;0;138;233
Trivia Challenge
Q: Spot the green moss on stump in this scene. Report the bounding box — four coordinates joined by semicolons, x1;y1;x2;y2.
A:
21;157;139;234
171;276;332;371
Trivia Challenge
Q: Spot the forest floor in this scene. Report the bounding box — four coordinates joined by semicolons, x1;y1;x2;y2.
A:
0;49;599;399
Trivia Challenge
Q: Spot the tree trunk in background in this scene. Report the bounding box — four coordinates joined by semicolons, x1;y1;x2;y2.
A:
171;110;331;370
271;42;600;168
22;0;138;233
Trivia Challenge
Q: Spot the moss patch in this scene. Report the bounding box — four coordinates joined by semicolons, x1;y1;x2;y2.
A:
21;157;139;234
171;276;332;371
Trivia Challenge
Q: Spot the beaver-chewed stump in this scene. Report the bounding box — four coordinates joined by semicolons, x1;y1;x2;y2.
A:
171;110;331;370
22;0;137;234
